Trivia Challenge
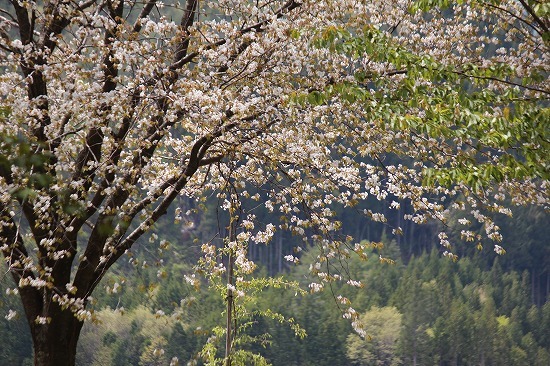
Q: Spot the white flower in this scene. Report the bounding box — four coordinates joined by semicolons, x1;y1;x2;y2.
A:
309;282;323;293
346;279;362;288
284;254;299;264
5;310;17;321
35;316;50;325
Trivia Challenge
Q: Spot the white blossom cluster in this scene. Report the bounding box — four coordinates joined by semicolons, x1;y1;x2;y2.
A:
0;0;547;344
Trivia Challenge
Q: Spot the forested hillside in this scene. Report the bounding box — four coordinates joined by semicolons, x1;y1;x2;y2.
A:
2;201;548;365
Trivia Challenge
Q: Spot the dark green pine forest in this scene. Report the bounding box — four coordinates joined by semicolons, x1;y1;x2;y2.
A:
1;194;548;366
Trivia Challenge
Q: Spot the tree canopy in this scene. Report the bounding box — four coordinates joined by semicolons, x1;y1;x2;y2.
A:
0;0;548;364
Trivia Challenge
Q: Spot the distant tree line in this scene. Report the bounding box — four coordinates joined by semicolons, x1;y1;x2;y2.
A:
2;238;549;365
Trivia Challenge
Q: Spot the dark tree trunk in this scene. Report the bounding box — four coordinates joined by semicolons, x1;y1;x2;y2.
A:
29;305;84;366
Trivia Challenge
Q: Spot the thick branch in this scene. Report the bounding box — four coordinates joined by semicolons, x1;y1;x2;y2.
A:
72;118;174;296
70;90;141;234
174;0;198;64
68;1;128;232
0;207;42;325
133;0;157;32
82;118;245;295
9;0;32;44
40;1;71;52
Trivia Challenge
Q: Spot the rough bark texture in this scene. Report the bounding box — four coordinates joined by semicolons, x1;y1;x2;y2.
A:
31;309;83;366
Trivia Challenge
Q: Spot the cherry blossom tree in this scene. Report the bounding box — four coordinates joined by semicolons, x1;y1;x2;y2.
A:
0;0;548;364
